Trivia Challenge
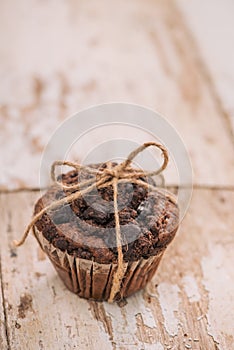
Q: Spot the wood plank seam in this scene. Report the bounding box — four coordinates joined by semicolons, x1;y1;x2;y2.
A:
0;257;11;350
1;184;234;195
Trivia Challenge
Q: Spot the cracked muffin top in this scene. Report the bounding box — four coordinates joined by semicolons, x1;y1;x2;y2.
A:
34;162;179;264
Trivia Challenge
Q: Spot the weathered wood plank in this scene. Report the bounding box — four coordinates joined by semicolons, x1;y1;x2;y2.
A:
0;192;113;350
177;0;234;136
0;0;234;189
0;262;8;350
145;188;234;350
0;189;233;349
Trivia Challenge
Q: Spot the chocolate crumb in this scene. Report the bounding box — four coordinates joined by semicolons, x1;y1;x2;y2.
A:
15;321;21;329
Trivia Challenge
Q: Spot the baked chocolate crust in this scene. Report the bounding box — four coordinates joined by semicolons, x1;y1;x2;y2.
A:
34;163;179;264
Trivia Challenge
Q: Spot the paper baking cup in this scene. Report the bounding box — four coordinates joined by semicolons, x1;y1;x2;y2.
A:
33;227;164;301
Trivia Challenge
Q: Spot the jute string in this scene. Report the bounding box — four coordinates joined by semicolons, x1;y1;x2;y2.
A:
14;142;169;302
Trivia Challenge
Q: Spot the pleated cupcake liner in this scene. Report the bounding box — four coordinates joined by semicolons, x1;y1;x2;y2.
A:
33;227;164;301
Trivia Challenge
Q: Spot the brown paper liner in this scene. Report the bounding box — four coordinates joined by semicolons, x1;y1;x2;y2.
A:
33;227;164;301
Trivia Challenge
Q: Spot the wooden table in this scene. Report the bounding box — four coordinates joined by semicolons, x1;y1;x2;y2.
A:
0;1;234;349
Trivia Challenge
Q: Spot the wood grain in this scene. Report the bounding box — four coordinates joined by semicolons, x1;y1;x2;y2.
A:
1;0;234;349
177;0;234;137
0;0;234;189
0;261;8;350
0;189;233;349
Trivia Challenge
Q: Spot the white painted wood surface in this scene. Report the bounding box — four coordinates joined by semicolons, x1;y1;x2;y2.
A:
0;189;233;349
1;0;234;349
177;0;234;134
0;0;234;189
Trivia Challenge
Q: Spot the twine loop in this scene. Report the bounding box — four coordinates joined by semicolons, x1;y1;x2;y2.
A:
14;142;168;302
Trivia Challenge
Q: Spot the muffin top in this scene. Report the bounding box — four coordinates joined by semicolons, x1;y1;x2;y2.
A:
34;162;179;264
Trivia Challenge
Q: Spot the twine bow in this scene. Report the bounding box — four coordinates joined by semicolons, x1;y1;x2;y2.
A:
14;142;168;302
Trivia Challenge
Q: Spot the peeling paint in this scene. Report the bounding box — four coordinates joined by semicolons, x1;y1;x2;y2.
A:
105;301;138;347
131;291;157;329
17;293;33;319
202;243;234;349
157;283;180;336
104;293;163;349
182;275;200;302
89;302;114;342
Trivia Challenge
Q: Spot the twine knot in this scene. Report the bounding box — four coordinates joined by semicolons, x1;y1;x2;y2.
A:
103;166;121;179
14;142;169;302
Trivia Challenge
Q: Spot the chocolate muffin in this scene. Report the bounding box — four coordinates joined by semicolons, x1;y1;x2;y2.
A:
33;162;179;301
